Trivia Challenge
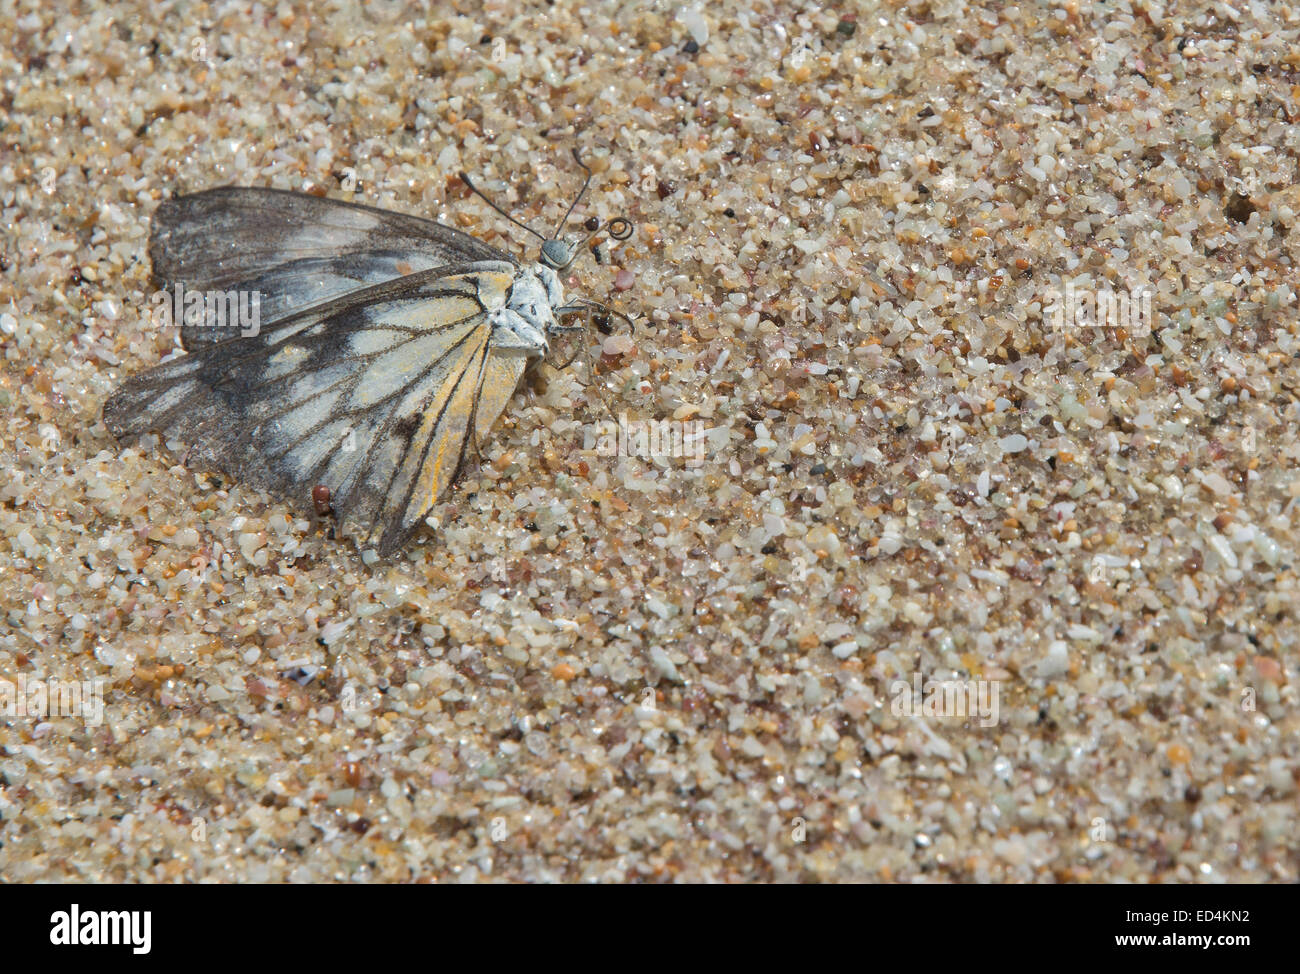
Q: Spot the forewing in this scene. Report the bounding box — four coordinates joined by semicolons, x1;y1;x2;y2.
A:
105;263;520;556
149;186;516;346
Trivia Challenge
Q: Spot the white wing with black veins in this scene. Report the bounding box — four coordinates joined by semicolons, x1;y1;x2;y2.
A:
105;262;530;557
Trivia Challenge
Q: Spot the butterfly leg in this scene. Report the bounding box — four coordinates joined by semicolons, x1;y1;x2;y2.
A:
470;428;486;469
549;308;616;421
578;322;617;425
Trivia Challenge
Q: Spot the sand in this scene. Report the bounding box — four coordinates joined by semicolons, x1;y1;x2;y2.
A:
0;0;1297;881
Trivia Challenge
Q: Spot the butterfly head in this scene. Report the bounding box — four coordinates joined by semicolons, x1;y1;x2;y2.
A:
460;149;637;338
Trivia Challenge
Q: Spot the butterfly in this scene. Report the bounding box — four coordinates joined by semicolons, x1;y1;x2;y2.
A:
103;149;634;558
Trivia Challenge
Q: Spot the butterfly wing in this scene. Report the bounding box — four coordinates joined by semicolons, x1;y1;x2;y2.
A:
149;186;517;346
105;261;527;556
472;353;529;444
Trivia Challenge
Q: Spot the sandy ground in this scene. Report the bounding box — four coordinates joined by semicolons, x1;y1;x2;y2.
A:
1;0;1298;881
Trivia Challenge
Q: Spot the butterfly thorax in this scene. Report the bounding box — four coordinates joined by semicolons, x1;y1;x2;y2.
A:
486;263;565;356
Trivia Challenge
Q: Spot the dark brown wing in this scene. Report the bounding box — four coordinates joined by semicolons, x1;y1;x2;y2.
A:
149;186;517;346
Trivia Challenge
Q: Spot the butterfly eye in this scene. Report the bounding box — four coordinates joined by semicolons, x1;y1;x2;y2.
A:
584;216;600;231
540;238;575;269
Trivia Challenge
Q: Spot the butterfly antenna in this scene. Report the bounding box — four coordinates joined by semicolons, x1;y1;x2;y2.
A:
577;216;634;253
553;147;594;238
458;171;548;244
